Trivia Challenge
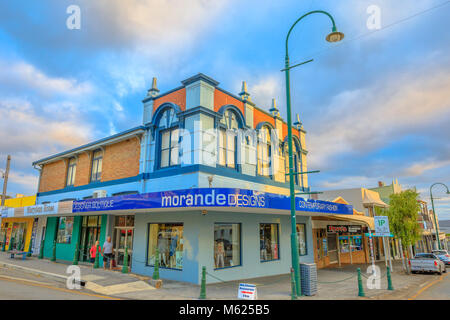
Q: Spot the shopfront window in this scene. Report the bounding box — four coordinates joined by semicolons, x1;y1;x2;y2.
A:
214;223;241;269
339;236;350;253
351;236;363;251
147;223;184;270
296;223;307;256
57;217;74;244
260;223;279;262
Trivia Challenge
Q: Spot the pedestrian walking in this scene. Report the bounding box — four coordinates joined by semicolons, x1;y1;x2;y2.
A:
89;240;101;264
102;236;114;270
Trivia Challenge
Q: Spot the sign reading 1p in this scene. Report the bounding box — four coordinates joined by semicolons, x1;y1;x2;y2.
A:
374;216;390;237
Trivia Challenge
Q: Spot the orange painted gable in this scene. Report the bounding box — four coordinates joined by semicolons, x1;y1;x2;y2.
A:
153;88;186;112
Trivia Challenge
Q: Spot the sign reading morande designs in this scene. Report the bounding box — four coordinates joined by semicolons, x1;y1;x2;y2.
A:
72;188;353;215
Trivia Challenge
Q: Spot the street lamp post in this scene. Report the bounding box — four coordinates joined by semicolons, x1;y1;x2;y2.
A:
429;183;450;250
284;10;344;298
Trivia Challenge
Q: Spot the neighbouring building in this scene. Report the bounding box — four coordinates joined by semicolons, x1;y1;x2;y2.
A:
3;73;355;284
316;187;394;265
0;194;40;252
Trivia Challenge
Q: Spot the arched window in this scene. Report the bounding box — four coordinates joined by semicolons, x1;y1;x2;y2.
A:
284;142;299;185
257;126;272;177
218;109;239;168
158;108;179;168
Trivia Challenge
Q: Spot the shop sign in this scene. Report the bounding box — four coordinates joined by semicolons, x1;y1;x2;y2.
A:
73;188;354;215
1;208;14;218
238;283;257;300
348;225;362;233
327;225;348;233
24;203;59;216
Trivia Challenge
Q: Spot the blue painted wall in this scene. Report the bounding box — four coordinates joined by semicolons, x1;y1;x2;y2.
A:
131;210;313;284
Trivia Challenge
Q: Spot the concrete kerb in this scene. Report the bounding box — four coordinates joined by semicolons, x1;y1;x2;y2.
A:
0;258;159;295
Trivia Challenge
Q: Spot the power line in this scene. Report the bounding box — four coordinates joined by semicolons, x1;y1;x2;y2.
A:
289;0;450;66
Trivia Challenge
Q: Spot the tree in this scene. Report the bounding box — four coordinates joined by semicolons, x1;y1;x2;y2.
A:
384;189;422;273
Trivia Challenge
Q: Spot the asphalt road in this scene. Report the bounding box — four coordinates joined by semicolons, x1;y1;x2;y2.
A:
0;268;117;300
413;271;450;300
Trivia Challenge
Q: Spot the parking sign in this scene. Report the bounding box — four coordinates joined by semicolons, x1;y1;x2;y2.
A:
374;216;390;236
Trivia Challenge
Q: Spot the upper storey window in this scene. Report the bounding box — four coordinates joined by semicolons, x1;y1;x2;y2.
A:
90;150;103;182
158;108;179;168
284;142;300;185
257;126;272;177
66;157;77;187
218;110;239;169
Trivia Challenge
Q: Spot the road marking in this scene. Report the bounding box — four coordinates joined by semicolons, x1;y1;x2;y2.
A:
0;275;121;300
408;272;448;300
0;274;51;286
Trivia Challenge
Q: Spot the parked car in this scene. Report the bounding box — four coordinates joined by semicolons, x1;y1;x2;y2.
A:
432;250;450;266
409;253;446;275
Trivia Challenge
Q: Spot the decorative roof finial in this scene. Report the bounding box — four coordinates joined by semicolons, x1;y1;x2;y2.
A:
269;98;279;117
147;77;160;97
293;114;303;129
239;81;251;101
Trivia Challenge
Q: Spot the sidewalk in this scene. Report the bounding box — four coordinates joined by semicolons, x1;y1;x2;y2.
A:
0;252;439;300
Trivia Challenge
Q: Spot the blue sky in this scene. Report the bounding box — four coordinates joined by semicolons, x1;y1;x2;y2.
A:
0;0;449;218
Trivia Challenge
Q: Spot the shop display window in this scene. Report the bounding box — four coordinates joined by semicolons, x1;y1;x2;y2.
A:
296;223;307;256
339;236;350;253
214;223;241;269
260;223;279;261
57;217;74;244
352;236;363;251
147;223;184;270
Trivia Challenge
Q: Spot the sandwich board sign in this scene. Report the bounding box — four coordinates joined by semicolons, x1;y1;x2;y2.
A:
238;283;257;300
374;216;390;237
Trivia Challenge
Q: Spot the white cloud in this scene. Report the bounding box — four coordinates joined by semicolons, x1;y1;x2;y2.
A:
0;60;93;97
401;159;450;177
6;171;39;195
307;66;450;169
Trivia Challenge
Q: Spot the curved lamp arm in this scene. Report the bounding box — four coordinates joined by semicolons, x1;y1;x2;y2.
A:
285;10;337;57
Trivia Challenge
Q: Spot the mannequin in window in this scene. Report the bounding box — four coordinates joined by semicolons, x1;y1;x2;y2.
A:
169;229;179;267
157;233;168;267
215;240;225;268
260;235;268;260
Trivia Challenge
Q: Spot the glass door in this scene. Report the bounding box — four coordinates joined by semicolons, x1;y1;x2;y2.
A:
114;228;133;266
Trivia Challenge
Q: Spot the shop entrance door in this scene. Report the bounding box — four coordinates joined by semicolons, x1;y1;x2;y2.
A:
78;216;102;262
114;228;133;266
327;234;338;264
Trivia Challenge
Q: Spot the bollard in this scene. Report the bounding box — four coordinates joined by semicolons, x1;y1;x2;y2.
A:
152;247;160;280
199;266;206;299
122;247;129;274
94;245;100;269
290;268;297;300
2;233;6;252
72;241;79;265
357;268;365;297
38;242;44;259
51;240;56;262
387;266;394;291
27;238;33;257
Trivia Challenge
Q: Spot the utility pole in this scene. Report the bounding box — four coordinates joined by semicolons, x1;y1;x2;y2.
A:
1;155;11;208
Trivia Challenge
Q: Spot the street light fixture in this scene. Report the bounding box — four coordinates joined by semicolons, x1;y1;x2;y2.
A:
429;183;450;250
283;10;344;298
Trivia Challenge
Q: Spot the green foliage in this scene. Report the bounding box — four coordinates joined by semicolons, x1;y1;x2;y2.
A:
384;189;422;246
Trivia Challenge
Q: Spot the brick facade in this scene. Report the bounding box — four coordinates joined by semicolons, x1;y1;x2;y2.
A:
38;159;67;193
102;138;140;182
38;138;141;193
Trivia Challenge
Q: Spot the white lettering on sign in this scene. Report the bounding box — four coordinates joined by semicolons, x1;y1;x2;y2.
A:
25;203;59;216
161;190;265;208
238;283;257;300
